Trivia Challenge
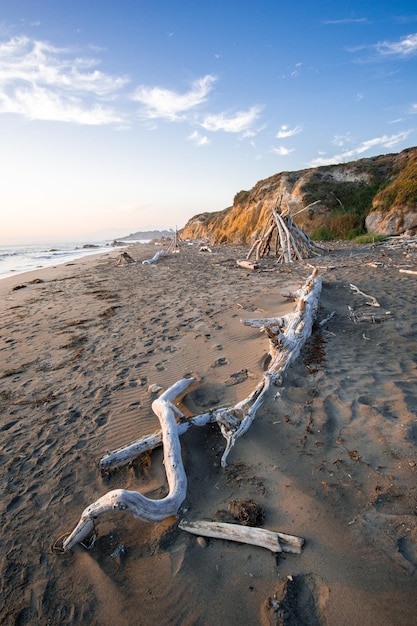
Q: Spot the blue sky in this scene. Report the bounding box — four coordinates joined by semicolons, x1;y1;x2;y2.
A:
1;1;416;243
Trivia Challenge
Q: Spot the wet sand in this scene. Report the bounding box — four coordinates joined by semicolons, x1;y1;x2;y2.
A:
0;239;416;625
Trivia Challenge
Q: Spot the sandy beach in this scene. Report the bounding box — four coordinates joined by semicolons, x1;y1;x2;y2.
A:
1;239;417;625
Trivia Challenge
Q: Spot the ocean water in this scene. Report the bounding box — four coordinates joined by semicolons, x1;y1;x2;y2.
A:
0;241;118;280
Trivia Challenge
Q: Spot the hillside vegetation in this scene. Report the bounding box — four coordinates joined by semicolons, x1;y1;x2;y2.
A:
181;147;417;243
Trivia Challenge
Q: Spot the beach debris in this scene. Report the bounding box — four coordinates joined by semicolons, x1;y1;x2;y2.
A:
99;268;322;473
199;245;212;253
236;259;259;271
178;520;304;554
349;283;380;307
115;251;136;266
196;536;207;548
63;270;320;551
142;250;165;265
62;378;194;551
246;197;325;263
148;383;163;394
399;268;417;275
166;228;184;254
110;545;126;559
228;499;265;526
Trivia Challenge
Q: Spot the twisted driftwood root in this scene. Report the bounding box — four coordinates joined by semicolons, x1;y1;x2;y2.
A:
63;270;321;550
99;268;322;472
63;378;193;551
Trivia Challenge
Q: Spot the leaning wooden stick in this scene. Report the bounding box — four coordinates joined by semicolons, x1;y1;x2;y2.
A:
178;520;304;554
63;378;193;551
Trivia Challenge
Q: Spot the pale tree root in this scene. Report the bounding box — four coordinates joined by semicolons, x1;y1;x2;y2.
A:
63;269;321;550
100;268;322;473
63;378;193;551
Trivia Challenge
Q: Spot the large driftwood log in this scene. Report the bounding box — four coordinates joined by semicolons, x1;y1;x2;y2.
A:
99;269;322;472
63;270;321;550
216;267;322;467
63;378;193;551
179;520;304;553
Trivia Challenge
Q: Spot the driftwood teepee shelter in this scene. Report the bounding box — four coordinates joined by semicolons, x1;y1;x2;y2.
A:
247;199;324;263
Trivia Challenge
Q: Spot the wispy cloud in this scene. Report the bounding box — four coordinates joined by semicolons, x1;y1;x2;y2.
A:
350;32;417;59
333;132;351;147
0;35;128;124
324;18;368;25
187;130;210;146
272;145;295;156
132;75;216;121
376;32;417;57
309;131;412;166
276;124;302;138
200;105;262;133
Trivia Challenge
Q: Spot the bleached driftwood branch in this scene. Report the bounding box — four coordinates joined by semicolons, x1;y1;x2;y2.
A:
349;283;380;307
63;378;194;551
62;270;321;552
399;268;417;276
236;259;259;271
99;411;215;472
247;200;324;263
178;520;304;554
142;250;165;265
216;268;322;467
99;268;322;472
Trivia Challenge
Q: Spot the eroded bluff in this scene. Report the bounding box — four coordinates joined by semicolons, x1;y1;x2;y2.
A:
180;147;417;243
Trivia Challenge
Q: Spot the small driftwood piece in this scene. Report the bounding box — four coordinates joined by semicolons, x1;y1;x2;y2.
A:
349;284;380;307
399;268;417;276
142;250;165;265
178;520;304;554
236;259;259;271
63;378;194;551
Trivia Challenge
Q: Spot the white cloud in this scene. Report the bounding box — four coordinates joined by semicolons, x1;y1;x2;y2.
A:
324;18;368;25
0;84;121;124
272;145;295;156
0;35;128;124
309;131;412;166
200;105;262;133
187;130;210;146
132;74;216;121
276;124;302;138
376;32;417;57
333;132;351;147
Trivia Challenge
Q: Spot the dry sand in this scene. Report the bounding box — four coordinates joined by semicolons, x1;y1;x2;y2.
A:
0;239;416;625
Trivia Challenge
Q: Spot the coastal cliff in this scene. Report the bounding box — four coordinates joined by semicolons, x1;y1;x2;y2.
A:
181;147;417;243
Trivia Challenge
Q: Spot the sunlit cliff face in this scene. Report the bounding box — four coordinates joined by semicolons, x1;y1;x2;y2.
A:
181;147;417;243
